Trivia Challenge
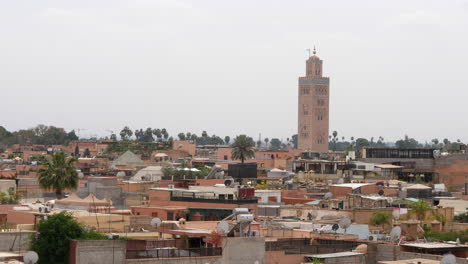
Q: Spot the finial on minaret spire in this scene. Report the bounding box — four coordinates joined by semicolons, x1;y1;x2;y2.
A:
313;46;316;55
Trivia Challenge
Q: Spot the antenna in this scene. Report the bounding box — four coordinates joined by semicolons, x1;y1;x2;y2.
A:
150;218;162;228
324;192;333;200
390;226;401;242
23;251;39;264
440;253;456;264
217;221;230;234
339;217;352;233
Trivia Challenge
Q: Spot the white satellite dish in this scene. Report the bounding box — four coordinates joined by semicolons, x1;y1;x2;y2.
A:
217;221;230;234
440;253;456;264
339;217;352;233
150;217;162;228
337;178;344;184
324;192;333;200
78;172;84;179
392;210;400;220
23;251;39;264
390;226;402;242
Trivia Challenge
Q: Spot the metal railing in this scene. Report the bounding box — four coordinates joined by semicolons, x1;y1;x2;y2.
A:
127;247;222;259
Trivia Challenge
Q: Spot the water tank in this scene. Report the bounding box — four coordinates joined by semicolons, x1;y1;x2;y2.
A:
233;208;249;215
236;214;254;223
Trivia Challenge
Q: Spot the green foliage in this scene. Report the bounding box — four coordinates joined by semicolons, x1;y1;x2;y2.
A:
425;230;468;244
269;138;282;150
369;211;392;230
231;135;255;163
31;212;108;264
409;200;431;221
106;141;170;156
0;125;78;147
395;135;421;148
454;212;468;223
38;152;78;199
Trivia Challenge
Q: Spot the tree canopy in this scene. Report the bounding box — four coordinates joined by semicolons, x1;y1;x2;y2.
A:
38;152;79;199
231;135;255;163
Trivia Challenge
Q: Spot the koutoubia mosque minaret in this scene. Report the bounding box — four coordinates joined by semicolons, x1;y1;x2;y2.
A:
297;47;330;152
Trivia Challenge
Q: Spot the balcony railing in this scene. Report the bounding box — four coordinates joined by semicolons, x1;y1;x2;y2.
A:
170;192;258;204
126;247;222;259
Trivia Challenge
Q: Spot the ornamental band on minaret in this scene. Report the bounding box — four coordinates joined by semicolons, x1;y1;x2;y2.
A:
297;47;330;152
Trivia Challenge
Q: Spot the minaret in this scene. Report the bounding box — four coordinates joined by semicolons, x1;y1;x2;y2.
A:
297;47;330;152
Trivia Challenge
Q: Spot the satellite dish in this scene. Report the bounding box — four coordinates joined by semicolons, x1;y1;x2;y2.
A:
433;200;440;206
332;224;339;232
337;178;344;184
339;217;352;233
392;210;400;220
440;253;456;264
378;190;384;196
150;217;162;228
78;172;84;179
324;192;333;200
23;251;39;264
390;226;402;242
224;179;233;187
217;221;230;234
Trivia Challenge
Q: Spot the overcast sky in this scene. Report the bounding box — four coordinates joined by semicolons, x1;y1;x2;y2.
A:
1;0;468;142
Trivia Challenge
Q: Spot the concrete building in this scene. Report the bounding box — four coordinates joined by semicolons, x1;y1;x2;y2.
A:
297;47;330;153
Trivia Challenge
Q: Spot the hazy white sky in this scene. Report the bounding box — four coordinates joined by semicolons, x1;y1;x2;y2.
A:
1;0;468;142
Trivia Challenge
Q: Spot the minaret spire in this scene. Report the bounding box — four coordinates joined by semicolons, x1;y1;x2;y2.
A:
313;46;316;55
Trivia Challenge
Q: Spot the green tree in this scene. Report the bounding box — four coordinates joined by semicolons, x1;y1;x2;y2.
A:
264;138;269;148
38;152;78;200
178;133;186;140
410;200;431;221
119;126;133;141
370;211;391;230
66;130;79;141
83;148;91;158
224;136;230;145
269;138;282;150
74;146;79;157
231;135;255;163
31;212;107;264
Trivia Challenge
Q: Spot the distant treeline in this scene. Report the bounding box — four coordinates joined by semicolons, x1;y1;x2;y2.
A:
0;125;78;147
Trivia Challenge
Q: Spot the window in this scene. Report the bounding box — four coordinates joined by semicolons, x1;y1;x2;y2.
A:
152;212;158;217
167;212;174;220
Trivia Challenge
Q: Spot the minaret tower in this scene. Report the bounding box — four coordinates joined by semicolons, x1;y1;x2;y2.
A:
297;47;330;152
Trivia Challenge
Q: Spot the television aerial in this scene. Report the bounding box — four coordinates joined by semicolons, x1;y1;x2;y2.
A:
150;217;162;228
217;221;230;234
339;217;352;233
440;253;456;264
23;251;39;264
390;226;402;242
332;224;339;233
324;192;333;200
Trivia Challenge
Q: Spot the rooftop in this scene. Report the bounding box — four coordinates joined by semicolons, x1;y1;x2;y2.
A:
305;251;364;259
331;183;373;189
401;242;468;249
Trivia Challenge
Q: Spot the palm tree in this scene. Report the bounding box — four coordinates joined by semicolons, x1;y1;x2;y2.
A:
38;152;79;200
370;211;391;230
231;135;255;163
410;200;431;221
